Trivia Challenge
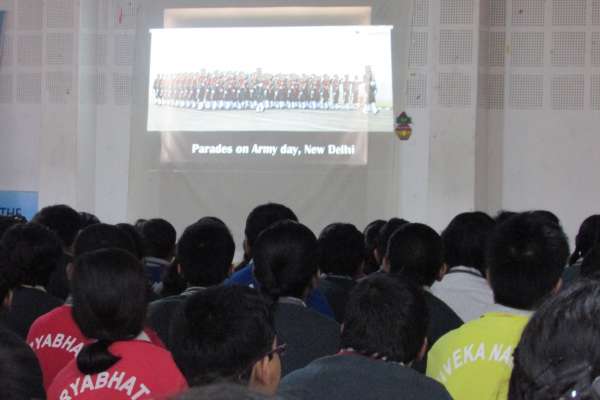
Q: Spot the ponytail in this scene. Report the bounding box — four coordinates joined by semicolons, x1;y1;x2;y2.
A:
76;339;121;375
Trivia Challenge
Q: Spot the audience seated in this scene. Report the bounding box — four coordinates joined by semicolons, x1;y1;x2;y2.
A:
432;211;496;321
384;223;463;363
362;219;385;275
27;223;162;389
509;279;600;400
0;223;64;338
0;328;46;400
280;275;452;400
426;211;569;400
227;203;334;319
47;248;187;399
139;218;176;295
316;223;364;323
253;220;340;376
33;204;82;301
148;217;235;345
170;286;281;395
563;215;600;286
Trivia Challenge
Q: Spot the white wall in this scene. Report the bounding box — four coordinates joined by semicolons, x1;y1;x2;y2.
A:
1;0;599;246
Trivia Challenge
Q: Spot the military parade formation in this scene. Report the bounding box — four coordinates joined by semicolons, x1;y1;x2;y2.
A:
152;68;380;114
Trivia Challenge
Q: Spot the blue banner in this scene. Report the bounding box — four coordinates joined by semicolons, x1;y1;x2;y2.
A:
0;191;39;220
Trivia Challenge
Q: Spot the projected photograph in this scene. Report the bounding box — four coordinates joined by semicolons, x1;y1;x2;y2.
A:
147;26;394;133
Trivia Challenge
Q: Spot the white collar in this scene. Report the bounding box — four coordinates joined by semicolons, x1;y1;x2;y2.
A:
278;296;307;308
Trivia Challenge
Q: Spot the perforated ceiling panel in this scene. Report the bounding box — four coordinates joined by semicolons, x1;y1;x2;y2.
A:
511;32;545;66
16;72;41;103
594;0;600;25
552;0;585;25
490;0;506;26
593;32;600;66
593;75;600;110
46;0;74;29
510;74;544;109
81;72;106;105
406;72;427;108
45;70;72;103
439;72;472;107
409;31;428;67
440;0;474;24
112;0;137;29
551;74;584;110
439;30;473;64
46;32;74;65
114;34;134;66
0;0;15;30
489;31;506;66
17;0;43;30
0;34;13;67
81;34;108;66
512;0;546;26
479;73;505;110
0;73;13;103
412;0;429;26
551;32;585;66
112;72;131;105
17;34;42;66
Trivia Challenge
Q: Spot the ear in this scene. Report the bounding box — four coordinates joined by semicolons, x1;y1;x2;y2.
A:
2;290;12;310
66;262;75;281
416;337;428;361
437;263;448;281
249;355;278;395
552;278;562;295
382;256;391;273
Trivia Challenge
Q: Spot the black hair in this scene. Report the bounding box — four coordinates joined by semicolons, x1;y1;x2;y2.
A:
530;210;560;225
569;215;600;266
386;223;444;287
0;223;63;287
580;244;600;278
375;218;409;264
0;328;46;400
244;203;298;251
160;259;187;297
363;219;386;275
116;223;146;260
32;204;81;248
486;212;569;310
495;210;517;225
317;223;364;277
441;212;495;275
509;280;600;400
253;220;318;301
73;223;136;258
169;286;275;386
79;212;100;229
176;219;235;287
175;383;277;400
0;215;24;239
341;275;428;364
140;218;176;260
73;248;147;375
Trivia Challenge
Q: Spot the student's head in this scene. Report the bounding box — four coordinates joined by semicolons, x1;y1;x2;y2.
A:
385;223;445;287
0;329;45;400
317;223;364;278
32;204;81;249
486;212;569;310
509;280;600;400
0;216;24;239
495;210;517;225
73;248;147;375
341;275;428;364
244;203;298;256
570;215;600;265
442;212;495;275
375;218;409;264
116;223;146;260
140;218;176;260
0;223;63;288
79;211;100;230
176;219;235;287
253;220;318;301
73;223;136;258
170;286;280;395
363;219;385;274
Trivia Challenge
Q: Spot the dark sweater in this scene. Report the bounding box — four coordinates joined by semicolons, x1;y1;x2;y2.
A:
275;301;340;377
280;353;452;400
3;287;63;339
317;275;356;324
